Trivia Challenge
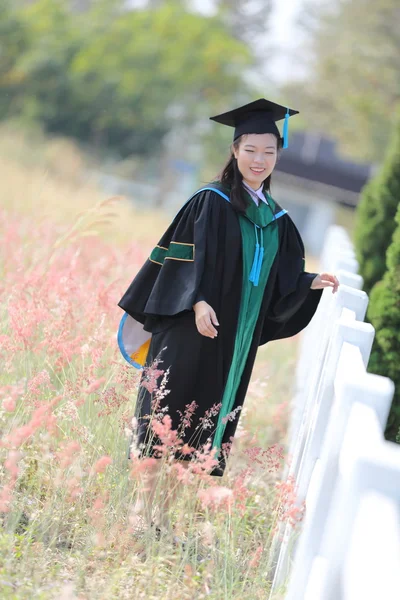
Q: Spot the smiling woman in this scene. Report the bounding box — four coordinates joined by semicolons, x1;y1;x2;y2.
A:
117;97;339;529
235;135;278;187
213;99;292;215
236;134;277;189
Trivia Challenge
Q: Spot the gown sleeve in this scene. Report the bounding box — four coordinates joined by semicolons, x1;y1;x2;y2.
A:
259;214;323;345
117;189;224;325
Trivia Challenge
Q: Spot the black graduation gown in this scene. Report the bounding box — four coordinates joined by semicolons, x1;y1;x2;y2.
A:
118;185;322;476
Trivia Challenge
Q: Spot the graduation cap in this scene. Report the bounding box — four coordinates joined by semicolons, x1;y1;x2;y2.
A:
210;98;299;149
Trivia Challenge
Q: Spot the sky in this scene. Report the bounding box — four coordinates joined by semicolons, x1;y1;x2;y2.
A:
267;0;306;81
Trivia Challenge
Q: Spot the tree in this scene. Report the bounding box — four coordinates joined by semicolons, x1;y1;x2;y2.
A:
0;0;252;157
354;108;400;295
282;0;400;162
125;0;274;74
367;201;400;442
0;0;30;118
68;2;252;155
8;0;84;134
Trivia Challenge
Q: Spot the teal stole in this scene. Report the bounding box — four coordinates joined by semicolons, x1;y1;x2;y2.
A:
213;193;280;452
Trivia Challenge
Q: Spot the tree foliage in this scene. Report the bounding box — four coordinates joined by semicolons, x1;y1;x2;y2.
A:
354;109;400;294
367;201;400;442
282;0;400;162
0;0;253;157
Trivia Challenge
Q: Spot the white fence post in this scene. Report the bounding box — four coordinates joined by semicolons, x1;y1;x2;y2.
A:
308;403;400;600
285;285;369;484
268;224;397;600
284;372;394;599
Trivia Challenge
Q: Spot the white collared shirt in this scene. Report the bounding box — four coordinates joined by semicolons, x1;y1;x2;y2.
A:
242;180;269;207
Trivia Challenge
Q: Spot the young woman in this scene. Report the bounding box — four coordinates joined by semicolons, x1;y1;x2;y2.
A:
118;98;339;485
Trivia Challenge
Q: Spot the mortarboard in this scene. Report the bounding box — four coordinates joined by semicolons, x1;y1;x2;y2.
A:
210;98;299;149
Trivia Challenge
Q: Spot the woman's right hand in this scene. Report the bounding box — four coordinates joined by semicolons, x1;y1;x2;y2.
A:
193;301;219;338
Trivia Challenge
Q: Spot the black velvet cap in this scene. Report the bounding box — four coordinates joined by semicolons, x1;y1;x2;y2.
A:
210;98;299;143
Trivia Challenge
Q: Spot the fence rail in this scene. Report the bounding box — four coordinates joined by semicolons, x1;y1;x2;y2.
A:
268;225;398;600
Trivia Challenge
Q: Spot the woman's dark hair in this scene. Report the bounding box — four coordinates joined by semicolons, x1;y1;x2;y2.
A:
216;134;282;214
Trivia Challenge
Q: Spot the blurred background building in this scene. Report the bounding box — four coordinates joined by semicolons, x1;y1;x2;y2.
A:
273;132;373;254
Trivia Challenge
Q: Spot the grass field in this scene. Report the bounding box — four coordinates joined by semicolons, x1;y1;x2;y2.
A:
0;130;303;599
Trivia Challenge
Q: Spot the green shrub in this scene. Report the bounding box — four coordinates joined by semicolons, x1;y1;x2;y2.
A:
367;202;400;442
354;109;400;295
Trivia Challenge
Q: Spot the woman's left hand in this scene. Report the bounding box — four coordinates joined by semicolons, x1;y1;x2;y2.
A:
310;272;340;294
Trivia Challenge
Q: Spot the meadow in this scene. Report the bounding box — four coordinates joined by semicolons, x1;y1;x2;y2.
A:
0;129;302;599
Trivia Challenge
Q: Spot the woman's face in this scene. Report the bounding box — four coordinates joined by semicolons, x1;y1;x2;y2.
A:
233;133;278;190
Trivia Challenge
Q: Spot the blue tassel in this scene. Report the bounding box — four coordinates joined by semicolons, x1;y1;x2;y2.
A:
253;228;264;286
249;225;260;283
249;244;260;283
253;246;264;286
282;109;290;149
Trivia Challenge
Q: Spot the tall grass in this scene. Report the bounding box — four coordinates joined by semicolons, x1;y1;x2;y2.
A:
0;129;302;599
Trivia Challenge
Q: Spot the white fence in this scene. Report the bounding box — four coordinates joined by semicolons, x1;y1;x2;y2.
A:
268;225;398;599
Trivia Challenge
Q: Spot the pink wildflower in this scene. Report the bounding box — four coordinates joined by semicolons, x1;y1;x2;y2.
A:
181;443;195;456
89;496;106;517
150;366;170;412
198;485;234;510
57;441;81;469
4;424;35;448
115;364;141;390
177;401;198;431
27;370;51;395
232;468;253;515
141;361;164;394
138;457;158;471
221;439;233;456
151;414;182;452
221;405;242;425
244;444;284;473
0;485;13;513
66;477;83;500
96;385;129;417
85;377;106;394
275;476;305;527
264;443;284;473
273;400;289;436
2;397;16;412
129;455;158;478
198;402;222;430
172;462;194;484
93;455;113;474
191;441;219;475
4;450;21;481
249;545;264;569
